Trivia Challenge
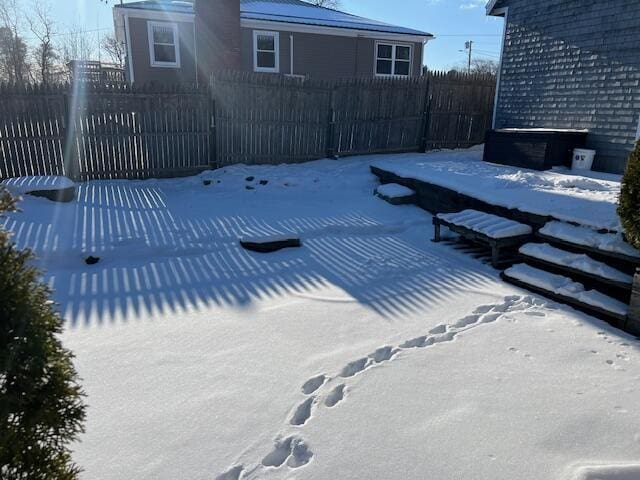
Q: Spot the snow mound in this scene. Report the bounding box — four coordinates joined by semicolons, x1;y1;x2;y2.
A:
519;243;633;284
540;222;640;258
570;464;640;480
375;183;415;199
437;209;532;239
504;264;628;316
1;175;75;195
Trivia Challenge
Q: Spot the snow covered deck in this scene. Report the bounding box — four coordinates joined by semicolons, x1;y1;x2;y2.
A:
370;147;622;232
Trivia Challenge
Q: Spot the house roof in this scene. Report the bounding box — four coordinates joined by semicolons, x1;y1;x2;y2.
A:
115;0;433;38
486;0;508;15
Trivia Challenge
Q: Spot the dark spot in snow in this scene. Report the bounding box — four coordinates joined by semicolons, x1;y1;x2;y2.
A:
245;176;255;182
259;180;268;185
85;256;100;265
246;186;255;190
203;180;212;186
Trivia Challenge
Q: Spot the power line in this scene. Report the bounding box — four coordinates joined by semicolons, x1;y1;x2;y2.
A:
21;26;112;42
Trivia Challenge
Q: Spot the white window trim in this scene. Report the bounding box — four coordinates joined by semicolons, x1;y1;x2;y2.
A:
147;21;181;69
253;30;280;73
374;41;413;78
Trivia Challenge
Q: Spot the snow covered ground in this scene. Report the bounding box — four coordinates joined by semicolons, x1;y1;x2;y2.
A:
371;147;623;231
2;151;640;480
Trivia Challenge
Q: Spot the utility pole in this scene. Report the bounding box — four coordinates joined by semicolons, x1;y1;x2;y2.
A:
465;41;473;74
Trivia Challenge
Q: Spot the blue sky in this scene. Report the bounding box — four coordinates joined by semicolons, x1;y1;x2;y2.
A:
40;0;504;71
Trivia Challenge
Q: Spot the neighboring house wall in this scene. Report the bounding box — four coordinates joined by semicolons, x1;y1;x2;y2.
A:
128;17;197;85
493;0;640;173
240;28;423;80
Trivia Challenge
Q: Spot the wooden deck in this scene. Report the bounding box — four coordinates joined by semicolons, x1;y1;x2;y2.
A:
370;165;552;229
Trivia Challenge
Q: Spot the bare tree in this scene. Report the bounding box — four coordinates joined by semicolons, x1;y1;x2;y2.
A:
0;0;30;85
470;58;499;75
101;33;125;68
304;0;340;8
27;0;59;84
61;27;97;64
450;58;499;76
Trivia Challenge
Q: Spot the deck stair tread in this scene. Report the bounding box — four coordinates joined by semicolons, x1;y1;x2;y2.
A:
437;210;532;239
519;242;633;292
433;209;533;268
502;264;628;325
538;221;640;268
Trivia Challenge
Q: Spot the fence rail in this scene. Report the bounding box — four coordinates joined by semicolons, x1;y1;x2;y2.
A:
0;72;495;181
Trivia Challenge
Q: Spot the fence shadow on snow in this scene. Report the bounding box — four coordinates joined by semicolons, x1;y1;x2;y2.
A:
3;177;498;327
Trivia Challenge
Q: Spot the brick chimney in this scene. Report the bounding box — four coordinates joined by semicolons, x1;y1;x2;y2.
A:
195;0;242;81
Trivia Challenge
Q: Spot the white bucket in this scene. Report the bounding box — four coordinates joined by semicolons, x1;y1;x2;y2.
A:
572;148;596;171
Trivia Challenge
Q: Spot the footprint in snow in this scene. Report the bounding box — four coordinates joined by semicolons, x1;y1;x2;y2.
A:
290;397;314;426
301;375;326;395
262;436;313;469
216;465;243;480
370;346;398;363
429;324;447;335
325;384;346;408
400;336;434;349
340;357;370;378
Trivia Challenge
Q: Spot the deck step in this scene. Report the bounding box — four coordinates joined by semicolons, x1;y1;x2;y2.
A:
519;242;632;301
375;183;417;205
502;264;628;327
538;221;640;272
434;209;533;268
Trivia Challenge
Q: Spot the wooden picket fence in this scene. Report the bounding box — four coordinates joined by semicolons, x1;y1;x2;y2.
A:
0;71;495;181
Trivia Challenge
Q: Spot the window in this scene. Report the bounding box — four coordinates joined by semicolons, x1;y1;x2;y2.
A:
253;31;279;73
375;43;412;77
148;21;180;68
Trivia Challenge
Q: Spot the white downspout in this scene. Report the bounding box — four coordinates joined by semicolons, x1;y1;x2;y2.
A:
290;34;294;75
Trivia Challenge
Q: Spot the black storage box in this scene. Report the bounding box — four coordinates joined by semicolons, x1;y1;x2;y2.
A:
483;129;588;171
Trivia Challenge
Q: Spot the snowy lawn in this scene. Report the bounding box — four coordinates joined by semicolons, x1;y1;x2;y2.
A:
3;152;640;480
371;147;623;231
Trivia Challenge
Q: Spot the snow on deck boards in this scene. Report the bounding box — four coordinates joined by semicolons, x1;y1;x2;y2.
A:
370;148;622;232
437;210;532;239
539;221;640;259
519;243;633;284
504;264;628;317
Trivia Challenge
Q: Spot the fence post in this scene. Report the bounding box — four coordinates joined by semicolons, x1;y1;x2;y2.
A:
208;78;218;168
62;90;80;180
420;74;432;153
325;86;337;159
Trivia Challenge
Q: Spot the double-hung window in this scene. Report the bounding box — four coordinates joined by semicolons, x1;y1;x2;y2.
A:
375;43;412;77
253;31;279;73
148;21;181;68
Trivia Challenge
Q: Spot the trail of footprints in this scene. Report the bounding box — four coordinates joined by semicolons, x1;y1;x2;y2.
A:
217;295;541;479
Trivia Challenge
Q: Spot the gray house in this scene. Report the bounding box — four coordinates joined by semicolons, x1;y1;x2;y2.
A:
113;0;432;85
487;0;640;173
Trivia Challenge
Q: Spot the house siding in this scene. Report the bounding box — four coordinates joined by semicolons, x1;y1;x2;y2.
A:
494;0;640;173
128;17;197;85
240;27;423;80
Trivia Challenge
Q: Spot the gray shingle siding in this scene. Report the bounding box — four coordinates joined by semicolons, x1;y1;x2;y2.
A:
493;0;640;173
